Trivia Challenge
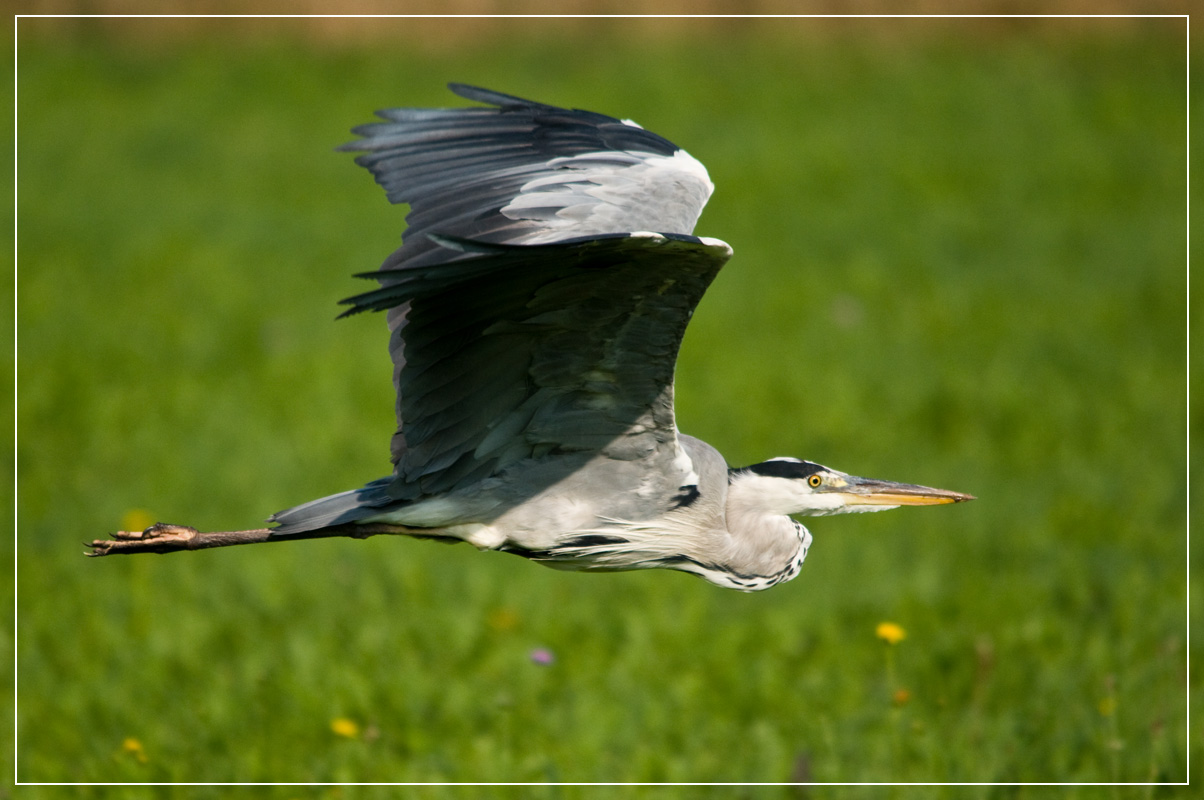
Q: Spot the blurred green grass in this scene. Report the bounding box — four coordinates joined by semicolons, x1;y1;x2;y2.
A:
15;18;1189;789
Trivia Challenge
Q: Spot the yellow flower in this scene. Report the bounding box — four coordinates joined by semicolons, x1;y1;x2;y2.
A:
876;621;907;645
330;717;360;739
122;737;148;763
120;509;156;533
892;688;912;706
487;607;519;632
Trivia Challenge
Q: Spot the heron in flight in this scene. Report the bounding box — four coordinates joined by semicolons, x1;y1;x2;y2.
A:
92;84;972;591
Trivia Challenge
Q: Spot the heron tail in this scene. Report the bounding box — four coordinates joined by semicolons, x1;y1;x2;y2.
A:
268;477;395;535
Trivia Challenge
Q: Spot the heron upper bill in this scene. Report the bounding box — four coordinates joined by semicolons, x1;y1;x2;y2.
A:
834;477;975;506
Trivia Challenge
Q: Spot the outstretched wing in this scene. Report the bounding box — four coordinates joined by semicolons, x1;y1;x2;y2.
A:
338;83;715;268
344;232;732;501
290;85;729;524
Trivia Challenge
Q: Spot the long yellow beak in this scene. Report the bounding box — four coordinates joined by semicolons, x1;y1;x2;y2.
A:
836;476;975;507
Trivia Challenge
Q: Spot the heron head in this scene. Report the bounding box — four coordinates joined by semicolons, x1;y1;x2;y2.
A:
731;457;974;517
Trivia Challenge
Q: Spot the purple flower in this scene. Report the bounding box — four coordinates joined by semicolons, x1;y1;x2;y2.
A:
530;647;555;666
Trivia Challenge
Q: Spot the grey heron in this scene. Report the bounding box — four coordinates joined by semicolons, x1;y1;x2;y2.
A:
92;83;972;591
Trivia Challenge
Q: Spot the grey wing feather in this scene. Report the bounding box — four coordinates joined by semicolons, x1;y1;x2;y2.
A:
353;233;731;501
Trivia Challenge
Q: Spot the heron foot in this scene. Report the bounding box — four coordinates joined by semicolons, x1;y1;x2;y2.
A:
87;522;200;556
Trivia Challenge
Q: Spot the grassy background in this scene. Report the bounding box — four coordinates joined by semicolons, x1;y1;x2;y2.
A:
14;16;1191;793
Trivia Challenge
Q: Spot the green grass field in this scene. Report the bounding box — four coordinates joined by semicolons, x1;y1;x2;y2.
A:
14;17;1192;794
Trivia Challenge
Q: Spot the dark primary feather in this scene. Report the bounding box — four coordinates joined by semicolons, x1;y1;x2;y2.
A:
337;83;683;272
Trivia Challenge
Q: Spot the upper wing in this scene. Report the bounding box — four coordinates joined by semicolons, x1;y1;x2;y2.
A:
338;85;727;501
338;83;715;269
342;232;732;501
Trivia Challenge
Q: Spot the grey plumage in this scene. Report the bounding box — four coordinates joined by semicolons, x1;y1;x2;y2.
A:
268;84;971;591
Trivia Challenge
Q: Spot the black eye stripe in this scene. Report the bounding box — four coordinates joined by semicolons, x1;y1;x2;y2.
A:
736;460;826;480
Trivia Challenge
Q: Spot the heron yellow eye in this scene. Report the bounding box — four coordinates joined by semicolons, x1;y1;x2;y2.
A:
808;474;823;488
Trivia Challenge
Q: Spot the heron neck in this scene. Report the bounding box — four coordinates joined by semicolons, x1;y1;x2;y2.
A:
721;496;812;585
